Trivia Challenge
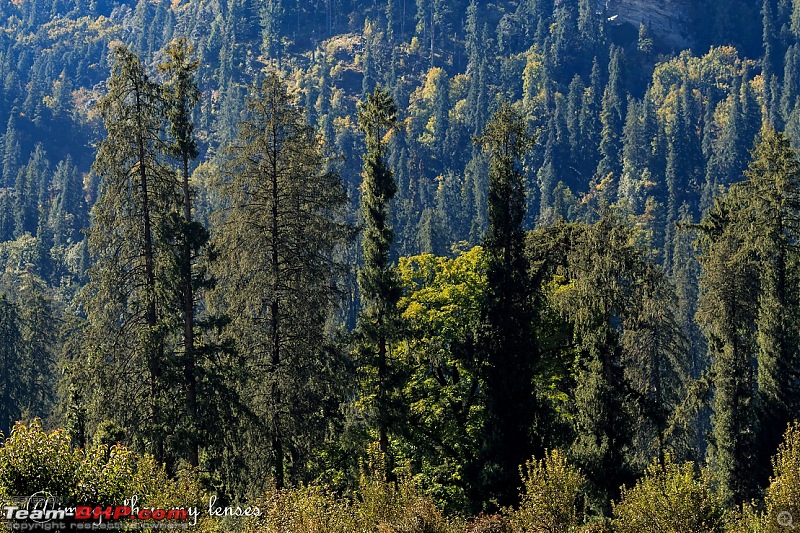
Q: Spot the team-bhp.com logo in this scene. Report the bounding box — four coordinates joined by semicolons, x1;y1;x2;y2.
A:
2;492;199;530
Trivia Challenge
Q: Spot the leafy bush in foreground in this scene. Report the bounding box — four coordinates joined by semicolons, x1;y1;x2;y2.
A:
0;420;213;528
244;461;461;532
761;423;800;533
612;457;725;533
506;449;585;532
4;422;800;533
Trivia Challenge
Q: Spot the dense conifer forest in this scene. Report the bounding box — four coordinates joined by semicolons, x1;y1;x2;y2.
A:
2;0;800;530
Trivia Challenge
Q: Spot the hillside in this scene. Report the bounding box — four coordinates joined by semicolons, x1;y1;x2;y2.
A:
0;0;799;526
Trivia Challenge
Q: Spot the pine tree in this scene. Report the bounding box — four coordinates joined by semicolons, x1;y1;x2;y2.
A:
0;294;22;437
475;101;538;508
82;45;178;462
737;128;800;484
578;58;602;183
696;194;759;505
563;219;646;514
158;36;205;468
356;87;401;461
782;43;800;119
213;72;351;490
764;0;782;127
596;46;625;196
1;116;20;190
50;156;87;246
550;0;579;80
14;143;48;238
0;283;55;438
619;98;648;212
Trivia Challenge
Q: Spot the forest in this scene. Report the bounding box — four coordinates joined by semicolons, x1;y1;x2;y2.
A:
1;0;800;530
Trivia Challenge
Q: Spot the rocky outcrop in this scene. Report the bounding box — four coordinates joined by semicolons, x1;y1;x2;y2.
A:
605;0;692;49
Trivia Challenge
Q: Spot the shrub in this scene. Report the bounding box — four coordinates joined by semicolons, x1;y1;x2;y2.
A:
506;449;585;533
244;451;461;532
611;457;725;533
762;423;800;533
0;420;210;525
0;420;75;499
245;484;356;533
466;513;512;532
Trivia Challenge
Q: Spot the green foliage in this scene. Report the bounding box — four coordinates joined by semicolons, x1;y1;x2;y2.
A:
762;423;800;533
210;71;351;494
0;420;206;509
80;43;182;463
528;218;688;515
476;101;538;509
3;0;800;524
612;458;725;533
506;449;585;533
695;195;759;505
158;35;205;468
356;87;401;461
394;246;488;512
697;128;800;503
243;453;461;532
0;269;56;438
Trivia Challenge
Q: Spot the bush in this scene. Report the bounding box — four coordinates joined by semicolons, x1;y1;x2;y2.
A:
0;420;213;528
245;484;356;533
465;514;512;532
611;457;725;533
0;420;75;500
244;452;461;532
762;423;800;533
506;449;585;533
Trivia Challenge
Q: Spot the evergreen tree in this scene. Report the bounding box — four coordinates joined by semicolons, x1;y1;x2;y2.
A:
14;143;48;238
475;101;538;508
765;0;782;127
0;283;55;438
619;98;648;212
50;156;87;246
528;217;686;515
782;43;800;119
81;45;178;463
566;220;641;514
213;72;351;490
737;128;800;485
696;194;759;505
596;47;625;198
356;87;401;461
577;58;602;184
0;294;23;437
1;116;20;190
158;36;205;468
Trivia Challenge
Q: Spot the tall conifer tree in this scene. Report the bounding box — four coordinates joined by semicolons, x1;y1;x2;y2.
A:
356;87;400;461
158;36;205;468
82;45;178;462
213;72;350;490
475;101;537;508
738;128;800;483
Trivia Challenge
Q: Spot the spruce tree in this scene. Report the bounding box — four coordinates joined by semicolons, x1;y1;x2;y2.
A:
475;101;537;508
0;294;22;437
356;87;400;461
158;36;205;468
14;143;48;238
50;156;87;246
738;128;800;484
696;194;759;505
596;46;625;198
